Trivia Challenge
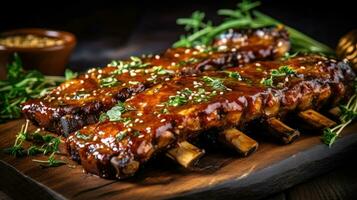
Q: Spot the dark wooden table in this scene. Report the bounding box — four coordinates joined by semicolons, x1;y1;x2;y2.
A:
0;1;356;199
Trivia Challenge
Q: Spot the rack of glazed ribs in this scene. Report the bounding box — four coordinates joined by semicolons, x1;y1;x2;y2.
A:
66;55;355;178
21;26;289;136
21;26;356;179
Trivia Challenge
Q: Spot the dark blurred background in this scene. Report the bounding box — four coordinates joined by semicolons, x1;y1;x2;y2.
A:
1;0;355;72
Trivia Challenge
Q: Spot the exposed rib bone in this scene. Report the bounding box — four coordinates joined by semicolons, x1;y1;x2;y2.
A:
265;117;300;144
298;109;336;129
166;141;205;168
219;128;258;156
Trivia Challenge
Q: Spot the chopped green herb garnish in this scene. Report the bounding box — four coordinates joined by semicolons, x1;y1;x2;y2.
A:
105;102;127;121
116;132;127;141
100;76;119;87
133;131;141;137
167;95;188;107
110;56;150;75
193;88;217;103
260;65;296;87
166;88;192;107
99;112;108;122
281;52;299;60
178;58;200;66
153;66;174;75
75;131;91;140
227;71;242;80
202;76;229;91
160;108;169;114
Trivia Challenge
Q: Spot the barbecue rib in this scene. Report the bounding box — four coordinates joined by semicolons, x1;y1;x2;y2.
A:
21;26;289;136
67;55;355;179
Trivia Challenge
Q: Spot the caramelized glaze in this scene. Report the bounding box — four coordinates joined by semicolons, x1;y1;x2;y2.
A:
67;55;355;178
22;26;289;135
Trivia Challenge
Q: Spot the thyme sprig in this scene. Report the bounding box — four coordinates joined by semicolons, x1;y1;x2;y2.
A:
322;80;357;147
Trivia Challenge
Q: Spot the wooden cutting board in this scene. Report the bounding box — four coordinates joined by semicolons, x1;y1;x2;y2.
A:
0;118;357;200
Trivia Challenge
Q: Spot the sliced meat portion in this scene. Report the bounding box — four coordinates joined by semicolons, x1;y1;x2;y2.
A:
22;26;290;136
67;55;355;179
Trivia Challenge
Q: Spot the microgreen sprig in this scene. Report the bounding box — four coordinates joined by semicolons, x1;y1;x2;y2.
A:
3;120;65;167
322;81;357;147
3;120;30;157
32;152;66;167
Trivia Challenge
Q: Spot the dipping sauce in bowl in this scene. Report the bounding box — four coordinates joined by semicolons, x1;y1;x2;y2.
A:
0;28;76;77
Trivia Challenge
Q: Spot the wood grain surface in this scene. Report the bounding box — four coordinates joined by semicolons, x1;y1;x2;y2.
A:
0;119;356;200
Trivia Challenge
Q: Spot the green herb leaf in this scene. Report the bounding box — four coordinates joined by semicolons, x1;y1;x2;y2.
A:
133;131;141;137
167;95;188;107
116;132;127;141
322;128;338;147
106;102;127;121
260;65;296;87
321;82;357;147
75;131;91;140
100;76;119;87
65;69;78;80
174;0;335;55
227;71;242;80
0;54;64;123
7;53;23;80
32;152;66;167
109;56;150;75
202;76;228;91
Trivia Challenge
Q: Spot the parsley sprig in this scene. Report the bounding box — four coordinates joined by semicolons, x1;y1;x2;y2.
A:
322;80;357;147
260;65;296;87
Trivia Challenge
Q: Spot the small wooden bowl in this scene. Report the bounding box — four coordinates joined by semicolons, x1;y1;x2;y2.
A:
0;28;76;77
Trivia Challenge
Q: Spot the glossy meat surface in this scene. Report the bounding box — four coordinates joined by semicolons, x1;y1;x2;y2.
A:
67;55;355;178
21;26;289;136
